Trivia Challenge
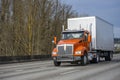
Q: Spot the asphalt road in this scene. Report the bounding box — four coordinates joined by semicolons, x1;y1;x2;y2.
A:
0;54;120;80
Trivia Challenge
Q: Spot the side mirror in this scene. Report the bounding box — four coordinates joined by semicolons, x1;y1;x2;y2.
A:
52;37;57;44
88;34;91;43
52;40;54;43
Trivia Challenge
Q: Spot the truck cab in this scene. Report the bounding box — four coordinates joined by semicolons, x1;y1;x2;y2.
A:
52;30;91;66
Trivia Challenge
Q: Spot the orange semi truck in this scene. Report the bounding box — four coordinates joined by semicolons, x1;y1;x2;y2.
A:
52;16;114;66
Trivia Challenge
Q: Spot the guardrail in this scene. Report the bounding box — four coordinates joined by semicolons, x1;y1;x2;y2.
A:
0;55;51;64
114;51;120;54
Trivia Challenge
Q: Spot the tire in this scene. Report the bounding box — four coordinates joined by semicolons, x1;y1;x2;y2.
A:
54;61;61;66
81;54;88;66
109;52;113;61
105;52;113;61
93;54;100;63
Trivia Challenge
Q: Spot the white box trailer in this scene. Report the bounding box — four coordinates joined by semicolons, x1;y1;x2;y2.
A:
68;16;114;51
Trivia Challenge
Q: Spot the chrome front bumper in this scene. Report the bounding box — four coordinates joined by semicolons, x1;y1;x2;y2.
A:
53;56;81;62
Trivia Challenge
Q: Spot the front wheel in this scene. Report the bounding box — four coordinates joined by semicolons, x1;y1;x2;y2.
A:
81;54;88;66
54;61;61;66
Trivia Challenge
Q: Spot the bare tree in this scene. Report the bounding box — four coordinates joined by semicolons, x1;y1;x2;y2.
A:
0;0;78;58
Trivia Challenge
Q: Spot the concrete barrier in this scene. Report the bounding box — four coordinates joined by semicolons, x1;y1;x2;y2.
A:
0;55;52;64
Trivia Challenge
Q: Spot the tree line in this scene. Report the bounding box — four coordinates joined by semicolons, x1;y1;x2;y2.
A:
0;0;78;57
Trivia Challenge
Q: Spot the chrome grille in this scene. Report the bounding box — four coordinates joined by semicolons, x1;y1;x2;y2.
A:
57;44;73;56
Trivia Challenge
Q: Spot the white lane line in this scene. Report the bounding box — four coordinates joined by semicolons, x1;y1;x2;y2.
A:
0;67;55;78
59;67;77;75
60;70;78;75
15;69;23;72
0;61;52;69
60;63;120;75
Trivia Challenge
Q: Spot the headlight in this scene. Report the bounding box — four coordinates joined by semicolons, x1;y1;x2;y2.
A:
75;51;82;54
52;52;57;55
53;57;57;60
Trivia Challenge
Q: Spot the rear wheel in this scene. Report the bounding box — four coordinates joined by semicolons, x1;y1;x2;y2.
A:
54;61;61;66
81;54;88;66
93;54;100;63
105;52;113;61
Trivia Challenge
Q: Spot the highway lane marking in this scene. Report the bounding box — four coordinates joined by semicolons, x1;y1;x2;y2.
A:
60;70;78;75
0;67;56;79
15;69;23;72
60;62;120;75
59;67;78;75
0;61;52;69
14;67;57;73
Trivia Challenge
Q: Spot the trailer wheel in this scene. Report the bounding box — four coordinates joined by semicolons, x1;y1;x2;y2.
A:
105;52;113;61
54;61;61;66
81;54;88;66
109;52;113;61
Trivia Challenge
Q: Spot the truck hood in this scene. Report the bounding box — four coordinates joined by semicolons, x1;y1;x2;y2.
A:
58;39;82;45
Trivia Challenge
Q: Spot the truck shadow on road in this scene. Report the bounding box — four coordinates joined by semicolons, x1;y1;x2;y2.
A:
58;59;120;67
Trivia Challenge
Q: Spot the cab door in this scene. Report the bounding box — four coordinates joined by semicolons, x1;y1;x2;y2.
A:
84;32;89;51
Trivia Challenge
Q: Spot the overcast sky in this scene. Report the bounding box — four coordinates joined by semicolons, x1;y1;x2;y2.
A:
0;0;120;38
61;0;120;38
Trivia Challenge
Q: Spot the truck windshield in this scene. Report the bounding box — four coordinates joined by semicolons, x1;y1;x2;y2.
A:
62;32;84;39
